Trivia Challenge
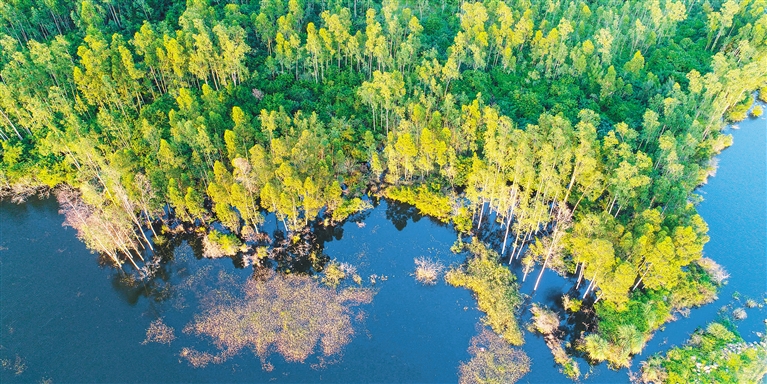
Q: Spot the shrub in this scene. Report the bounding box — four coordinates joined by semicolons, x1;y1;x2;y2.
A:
696;257;729;285
322;261;347;288
530;304;559;335
530;305;580;379
586;290;672;368
668;268;718;309
562;295;582;312
581;334;610;362
202;230;244;258
726;98;751;122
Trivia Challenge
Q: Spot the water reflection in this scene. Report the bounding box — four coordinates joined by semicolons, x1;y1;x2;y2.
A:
385;199;422;230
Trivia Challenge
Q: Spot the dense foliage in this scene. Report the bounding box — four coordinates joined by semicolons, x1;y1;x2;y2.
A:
1;0;765;372
640;319;767;383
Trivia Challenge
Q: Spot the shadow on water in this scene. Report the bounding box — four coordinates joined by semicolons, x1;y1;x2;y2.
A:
385;198;422;230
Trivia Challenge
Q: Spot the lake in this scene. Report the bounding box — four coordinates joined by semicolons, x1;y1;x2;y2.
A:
1;106;764;383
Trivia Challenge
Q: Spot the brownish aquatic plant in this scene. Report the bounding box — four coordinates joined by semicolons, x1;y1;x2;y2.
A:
458;328;531;384
142;318;176;345
413;257;444;285
182;270;373;368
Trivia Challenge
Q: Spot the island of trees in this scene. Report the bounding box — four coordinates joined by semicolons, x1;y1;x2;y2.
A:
1;0;765;380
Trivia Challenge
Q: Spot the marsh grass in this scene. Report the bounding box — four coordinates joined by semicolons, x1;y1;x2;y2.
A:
458;328;531;384
182;270;373;368
446;238;523;345
413;257;444;285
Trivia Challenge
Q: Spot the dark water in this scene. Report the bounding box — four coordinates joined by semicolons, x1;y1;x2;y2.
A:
1;107;764;383
0;197;482;383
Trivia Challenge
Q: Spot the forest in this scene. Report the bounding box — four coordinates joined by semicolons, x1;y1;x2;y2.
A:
1;0;765;380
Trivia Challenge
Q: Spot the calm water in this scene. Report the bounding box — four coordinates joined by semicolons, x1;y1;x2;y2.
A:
1;107;764;383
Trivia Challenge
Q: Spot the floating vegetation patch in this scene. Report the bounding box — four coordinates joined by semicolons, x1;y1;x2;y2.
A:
143;319;176;345
458;328;531;384
182;270;373;368
0;355;26;376
413;257;444;285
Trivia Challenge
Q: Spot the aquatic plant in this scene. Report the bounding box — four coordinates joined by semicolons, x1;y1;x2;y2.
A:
413;257;444;285
458;328;531;384
446;238;523;345
143;319;176;345
0;0;764;377
732;307;747;320
183;270;373;368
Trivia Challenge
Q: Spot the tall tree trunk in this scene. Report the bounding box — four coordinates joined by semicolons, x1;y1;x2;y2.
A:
583;271;597;299
533;225;561;291
0;107;23;140
501;205;514;255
